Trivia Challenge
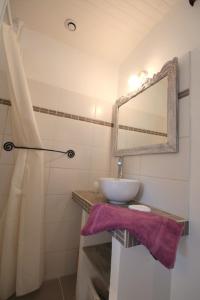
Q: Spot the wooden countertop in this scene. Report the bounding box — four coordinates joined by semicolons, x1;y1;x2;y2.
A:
72;191;189;248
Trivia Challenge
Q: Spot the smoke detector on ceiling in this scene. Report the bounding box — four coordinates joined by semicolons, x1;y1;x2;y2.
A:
189;0;197;6
64;19;77;31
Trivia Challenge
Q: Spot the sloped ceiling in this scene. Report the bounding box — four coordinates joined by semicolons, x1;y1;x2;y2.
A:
11;0;181;63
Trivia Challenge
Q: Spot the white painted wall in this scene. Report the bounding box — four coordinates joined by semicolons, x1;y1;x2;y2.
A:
20;28;118;103
170;48;200;300
116;1;200;299
118;1;200;96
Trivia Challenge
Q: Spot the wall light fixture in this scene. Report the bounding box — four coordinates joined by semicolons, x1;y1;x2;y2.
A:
128;70;148;92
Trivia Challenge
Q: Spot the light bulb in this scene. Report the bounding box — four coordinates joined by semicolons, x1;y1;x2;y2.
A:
128;70;148;92
128;75;141;92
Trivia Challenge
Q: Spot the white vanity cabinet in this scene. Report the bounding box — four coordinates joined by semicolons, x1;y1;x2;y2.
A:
76;210;111;300
73;191;188;300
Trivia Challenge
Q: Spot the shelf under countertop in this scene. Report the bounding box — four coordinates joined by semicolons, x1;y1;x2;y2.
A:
72;191;189;248
83;242;111;296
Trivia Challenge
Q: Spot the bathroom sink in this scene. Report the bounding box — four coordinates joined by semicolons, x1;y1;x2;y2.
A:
99;178;140;204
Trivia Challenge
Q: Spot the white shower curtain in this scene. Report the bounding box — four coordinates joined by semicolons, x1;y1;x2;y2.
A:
0;24;44;299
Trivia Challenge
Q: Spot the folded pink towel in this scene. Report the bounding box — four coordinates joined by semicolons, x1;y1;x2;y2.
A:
81;203;184;269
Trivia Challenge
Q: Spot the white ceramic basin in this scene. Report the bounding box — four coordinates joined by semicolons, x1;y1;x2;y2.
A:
99;177;140;204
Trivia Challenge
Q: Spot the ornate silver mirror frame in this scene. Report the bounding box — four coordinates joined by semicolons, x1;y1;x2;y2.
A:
113;57;178;156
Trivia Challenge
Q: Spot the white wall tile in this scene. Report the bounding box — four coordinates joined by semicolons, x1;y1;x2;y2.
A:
21;28;118;103
45;220;80;252
50;142;91;171
92;124;112;150
90;147;111;172
179;96;190;138
178;52;190;92
123;156;141;176
45;194;81;223
28;79;60;110
35;112;59;140
140;138;190;181
47;168;89;195
58;88;96;118
136;175;189;218
54;117;93;147
95;100;113;122
45;249;79;279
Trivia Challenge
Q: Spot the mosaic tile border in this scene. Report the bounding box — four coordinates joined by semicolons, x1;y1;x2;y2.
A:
33;105;113;127
178;89;190;99
0;88;190;132
72;192;137;247
72;191;189;248
72;192;91;214
110;229;140;248
119;124;167;137
0;99;11;106
72;191;141;248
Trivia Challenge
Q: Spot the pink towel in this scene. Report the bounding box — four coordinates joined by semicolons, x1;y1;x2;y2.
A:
81;203;184;269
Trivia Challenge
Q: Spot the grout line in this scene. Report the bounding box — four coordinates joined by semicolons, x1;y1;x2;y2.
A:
58;277;65;300
123;172;189;182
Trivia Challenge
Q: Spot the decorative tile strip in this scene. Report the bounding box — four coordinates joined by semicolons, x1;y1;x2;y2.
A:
72;191;189;249
0;98;11;106
178;89;190;99
72;193;91;213
0;88;190;128
119;124;167;137
32;105;113;128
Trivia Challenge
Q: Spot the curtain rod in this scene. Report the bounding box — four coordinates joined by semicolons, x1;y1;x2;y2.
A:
3;141;76;158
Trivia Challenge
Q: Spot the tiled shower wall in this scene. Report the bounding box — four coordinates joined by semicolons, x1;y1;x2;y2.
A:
0;27;116;278
37;79;113;280
0;25;117;280
0;72;114;279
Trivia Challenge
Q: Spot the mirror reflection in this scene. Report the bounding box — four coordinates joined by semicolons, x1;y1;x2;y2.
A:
117;77;168;150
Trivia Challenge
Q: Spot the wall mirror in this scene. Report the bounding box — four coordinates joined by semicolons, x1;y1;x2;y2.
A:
113;58;178;156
